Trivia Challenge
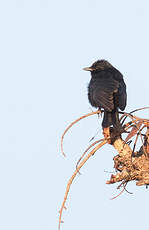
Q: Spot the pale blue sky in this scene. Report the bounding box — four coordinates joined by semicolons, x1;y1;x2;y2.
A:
0;0;149;230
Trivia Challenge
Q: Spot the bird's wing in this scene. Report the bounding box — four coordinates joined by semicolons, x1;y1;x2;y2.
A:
93;77;119;112
117;80;127;111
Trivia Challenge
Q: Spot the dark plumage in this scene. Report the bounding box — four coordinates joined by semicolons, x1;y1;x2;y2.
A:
83;60;127;128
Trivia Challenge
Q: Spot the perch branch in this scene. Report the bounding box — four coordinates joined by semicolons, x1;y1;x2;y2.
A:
107;126;149;186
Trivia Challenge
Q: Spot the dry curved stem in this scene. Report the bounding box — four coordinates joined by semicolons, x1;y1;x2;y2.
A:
124;121;143;143
124;186;133;195
58;139;107;230
121;114;147;154
110;186;126;200
132;133;139;155
120;107;149;125
61;110;102;157
76;138;105;173
138;126;147;156
121;115;145;147
130;106;149;114
110;181;127;200
120;111;149;123
119;107;149;126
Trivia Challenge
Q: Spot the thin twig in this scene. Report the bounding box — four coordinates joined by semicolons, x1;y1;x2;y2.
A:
125;121;143;143
121;114;146;153
120;107;149;124
110;186;126;200
76;138;105;173
111;181;129;200
124;186;133;195
119;111;149;122
139;127;147;156
61;110;102;157
130;107;149;114
132;133;139;155
58;139;107;230
89;130;100;142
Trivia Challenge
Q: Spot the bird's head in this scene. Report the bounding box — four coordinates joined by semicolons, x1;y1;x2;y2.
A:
83;60;113;72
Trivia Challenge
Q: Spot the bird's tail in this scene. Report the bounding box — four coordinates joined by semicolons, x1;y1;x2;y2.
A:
102;109;121;129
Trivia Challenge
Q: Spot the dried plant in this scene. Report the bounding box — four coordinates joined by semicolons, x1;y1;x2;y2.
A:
59;107;149;230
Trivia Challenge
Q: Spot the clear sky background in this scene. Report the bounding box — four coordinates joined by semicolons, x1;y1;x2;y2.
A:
0;0;149;230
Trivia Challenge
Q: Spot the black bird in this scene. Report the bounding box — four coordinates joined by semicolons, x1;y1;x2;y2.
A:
83;60;127;128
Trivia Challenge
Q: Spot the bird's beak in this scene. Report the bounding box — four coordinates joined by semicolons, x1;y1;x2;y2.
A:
83;67;93;71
